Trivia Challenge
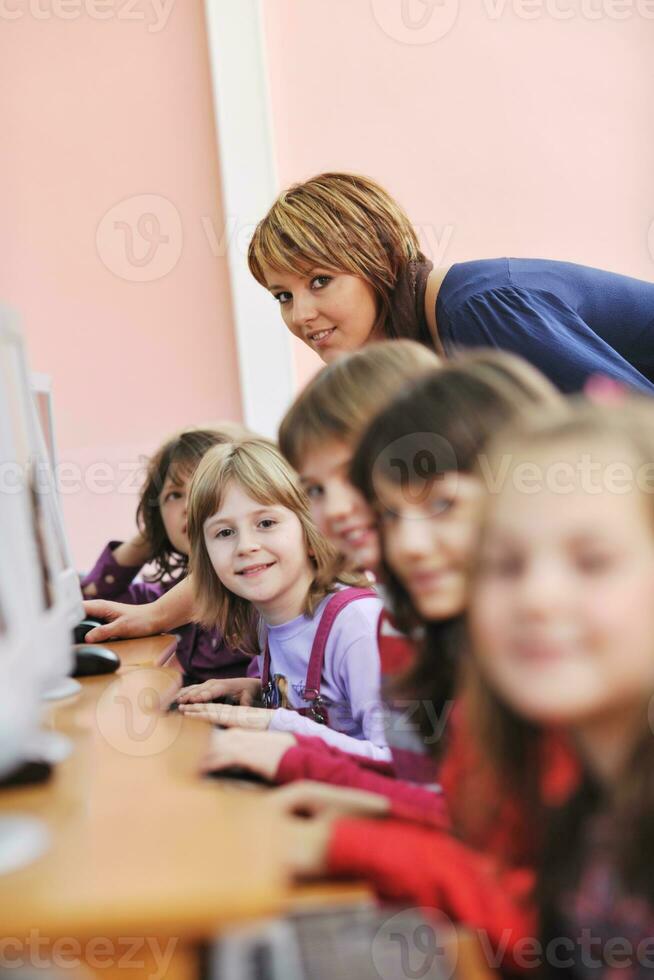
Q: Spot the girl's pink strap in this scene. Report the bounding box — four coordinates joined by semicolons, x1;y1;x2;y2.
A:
304;588;375;697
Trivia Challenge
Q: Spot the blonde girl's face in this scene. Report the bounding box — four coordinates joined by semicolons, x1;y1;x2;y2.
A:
261;264;379;363
378;471;484;620
470;440;654;729
299;439;380;574
202;481;313;622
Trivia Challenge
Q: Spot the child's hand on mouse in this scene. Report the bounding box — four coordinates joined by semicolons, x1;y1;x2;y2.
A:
178;702;274;730
269;781;390;821
175;676;262;706
83;599;159;643
201;729;296;779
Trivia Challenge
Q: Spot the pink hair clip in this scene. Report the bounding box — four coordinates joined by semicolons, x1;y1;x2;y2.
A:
584;374;627;405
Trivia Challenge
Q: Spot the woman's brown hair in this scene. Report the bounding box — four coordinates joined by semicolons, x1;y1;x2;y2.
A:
248;173;428;340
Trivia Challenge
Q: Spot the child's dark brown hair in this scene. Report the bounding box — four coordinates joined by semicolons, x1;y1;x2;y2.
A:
136;425;245;583
349;350;562;758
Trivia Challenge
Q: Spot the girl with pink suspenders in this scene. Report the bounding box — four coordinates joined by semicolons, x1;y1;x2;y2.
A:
176;439;389;762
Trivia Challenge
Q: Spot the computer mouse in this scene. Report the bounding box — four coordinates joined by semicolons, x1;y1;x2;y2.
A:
168;694;240;713
71;645;120;677
204;766;270;785
73;617;108;644
0;759;53;789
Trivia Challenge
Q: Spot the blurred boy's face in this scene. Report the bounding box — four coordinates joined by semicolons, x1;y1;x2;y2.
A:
378;471;483;620
261;264;379;363
470;440;654;732
299;439;380;574
159;469;192;555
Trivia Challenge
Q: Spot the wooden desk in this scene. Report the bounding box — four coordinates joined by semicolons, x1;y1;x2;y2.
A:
0;635;497;980
0;635;289;978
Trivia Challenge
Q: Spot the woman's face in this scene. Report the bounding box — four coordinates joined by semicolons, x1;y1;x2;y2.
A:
261;264;379;363
378;471;484;620
299;439;380;573
470;440;654;730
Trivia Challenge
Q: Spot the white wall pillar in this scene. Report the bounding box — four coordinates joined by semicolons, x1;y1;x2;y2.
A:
203;0;295;440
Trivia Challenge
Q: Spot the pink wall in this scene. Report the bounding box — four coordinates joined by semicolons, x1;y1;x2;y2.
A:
262;0;654;386
3;1;653;567
1;1;242;569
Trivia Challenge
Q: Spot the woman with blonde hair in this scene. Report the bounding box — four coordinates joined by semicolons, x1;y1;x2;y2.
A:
249;172;654;394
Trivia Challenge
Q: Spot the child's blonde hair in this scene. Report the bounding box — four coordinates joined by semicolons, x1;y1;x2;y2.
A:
188;438;363;653
279;339;439;469
248;173;424;335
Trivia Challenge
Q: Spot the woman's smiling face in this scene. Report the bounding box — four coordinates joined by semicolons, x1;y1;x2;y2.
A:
261;264;379;363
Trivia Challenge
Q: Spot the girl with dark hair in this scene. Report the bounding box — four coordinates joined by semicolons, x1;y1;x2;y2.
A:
249;172;654;395
81;426;249;684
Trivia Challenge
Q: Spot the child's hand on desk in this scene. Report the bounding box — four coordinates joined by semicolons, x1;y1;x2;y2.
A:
178;702;274;731
83;599;158;643
176;676;262;705
284;816;335;878
269;781;390;821
201;729;296;780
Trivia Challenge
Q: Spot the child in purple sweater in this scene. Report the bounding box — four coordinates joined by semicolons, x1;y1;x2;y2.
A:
175;438;389;762
81;427;249;684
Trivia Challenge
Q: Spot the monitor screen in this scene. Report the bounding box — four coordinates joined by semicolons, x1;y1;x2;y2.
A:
32;380;56;473
0;310;78;699
0;313;83;627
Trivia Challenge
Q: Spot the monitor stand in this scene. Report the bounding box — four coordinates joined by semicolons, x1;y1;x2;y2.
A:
24;729;73;765
0;815;50;875
42;676;81;701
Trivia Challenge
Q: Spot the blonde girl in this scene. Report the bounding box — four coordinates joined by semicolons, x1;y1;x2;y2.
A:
81;425;248;683
176;439;389;762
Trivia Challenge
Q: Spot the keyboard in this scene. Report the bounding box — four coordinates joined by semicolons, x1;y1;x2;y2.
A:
208;903;454;980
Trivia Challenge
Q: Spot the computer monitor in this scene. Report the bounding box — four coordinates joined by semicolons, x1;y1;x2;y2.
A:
0;522;51;875
0;314;58;873
0;310;79;697
0;522;43;781
29;398;86;632
31;373;57;473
